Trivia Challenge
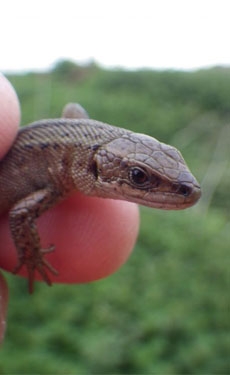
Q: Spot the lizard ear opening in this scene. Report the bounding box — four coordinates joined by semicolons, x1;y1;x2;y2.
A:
90;160;99;179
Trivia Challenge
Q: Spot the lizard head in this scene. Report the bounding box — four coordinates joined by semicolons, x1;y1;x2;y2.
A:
92;133;201;210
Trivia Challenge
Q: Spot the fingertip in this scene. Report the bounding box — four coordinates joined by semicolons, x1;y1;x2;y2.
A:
39;194;140;283
0;74;20;158
0;194;140;286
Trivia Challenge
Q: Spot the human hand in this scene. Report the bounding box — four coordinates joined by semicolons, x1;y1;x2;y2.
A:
0;74;20;343
0;74;139;341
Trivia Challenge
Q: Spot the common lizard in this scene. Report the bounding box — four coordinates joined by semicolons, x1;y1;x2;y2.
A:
0;103;201;292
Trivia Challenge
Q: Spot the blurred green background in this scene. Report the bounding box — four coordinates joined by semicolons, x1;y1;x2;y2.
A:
1;61;229;374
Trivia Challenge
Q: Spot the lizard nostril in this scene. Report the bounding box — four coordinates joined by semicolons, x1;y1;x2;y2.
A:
178;183;192;197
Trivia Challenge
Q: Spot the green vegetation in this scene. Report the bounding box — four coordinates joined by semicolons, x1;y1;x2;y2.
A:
1;61;229;374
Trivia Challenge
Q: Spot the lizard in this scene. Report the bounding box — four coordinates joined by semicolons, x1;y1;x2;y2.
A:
0;103;201;292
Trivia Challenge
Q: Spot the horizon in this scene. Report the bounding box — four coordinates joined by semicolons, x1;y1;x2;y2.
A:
3;59;230;76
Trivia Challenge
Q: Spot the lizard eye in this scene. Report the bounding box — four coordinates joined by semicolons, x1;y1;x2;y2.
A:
129;167;149;187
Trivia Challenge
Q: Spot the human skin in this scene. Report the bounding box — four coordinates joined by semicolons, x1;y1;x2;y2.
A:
0;74;139;342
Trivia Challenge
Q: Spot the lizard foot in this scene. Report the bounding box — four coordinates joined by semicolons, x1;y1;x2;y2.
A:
13;245;59;293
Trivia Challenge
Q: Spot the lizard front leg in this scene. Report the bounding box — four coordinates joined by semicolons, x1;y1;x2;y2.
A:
9;189;60;293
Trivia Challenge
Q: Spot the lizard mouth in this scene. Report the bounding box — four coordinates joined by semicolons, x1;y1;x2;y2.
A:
122;183;201;210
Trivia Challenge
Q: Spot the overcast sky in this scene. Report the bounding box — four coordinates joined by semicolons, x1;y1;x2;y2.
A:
1;0;230;72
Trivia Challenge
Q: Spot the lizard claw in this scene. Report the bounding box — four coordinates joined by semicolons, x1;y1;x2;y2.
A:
41;245;55;254
13;245;59;293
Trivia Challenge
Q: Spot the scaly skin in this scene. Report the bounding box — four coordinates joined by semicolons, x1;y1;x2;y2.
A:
0;103;201;292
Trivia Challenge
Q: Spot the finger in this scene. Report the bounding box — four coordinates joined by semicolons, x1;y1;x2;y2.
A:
0;74;20;159
0;192;139;284
0;74;20;342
